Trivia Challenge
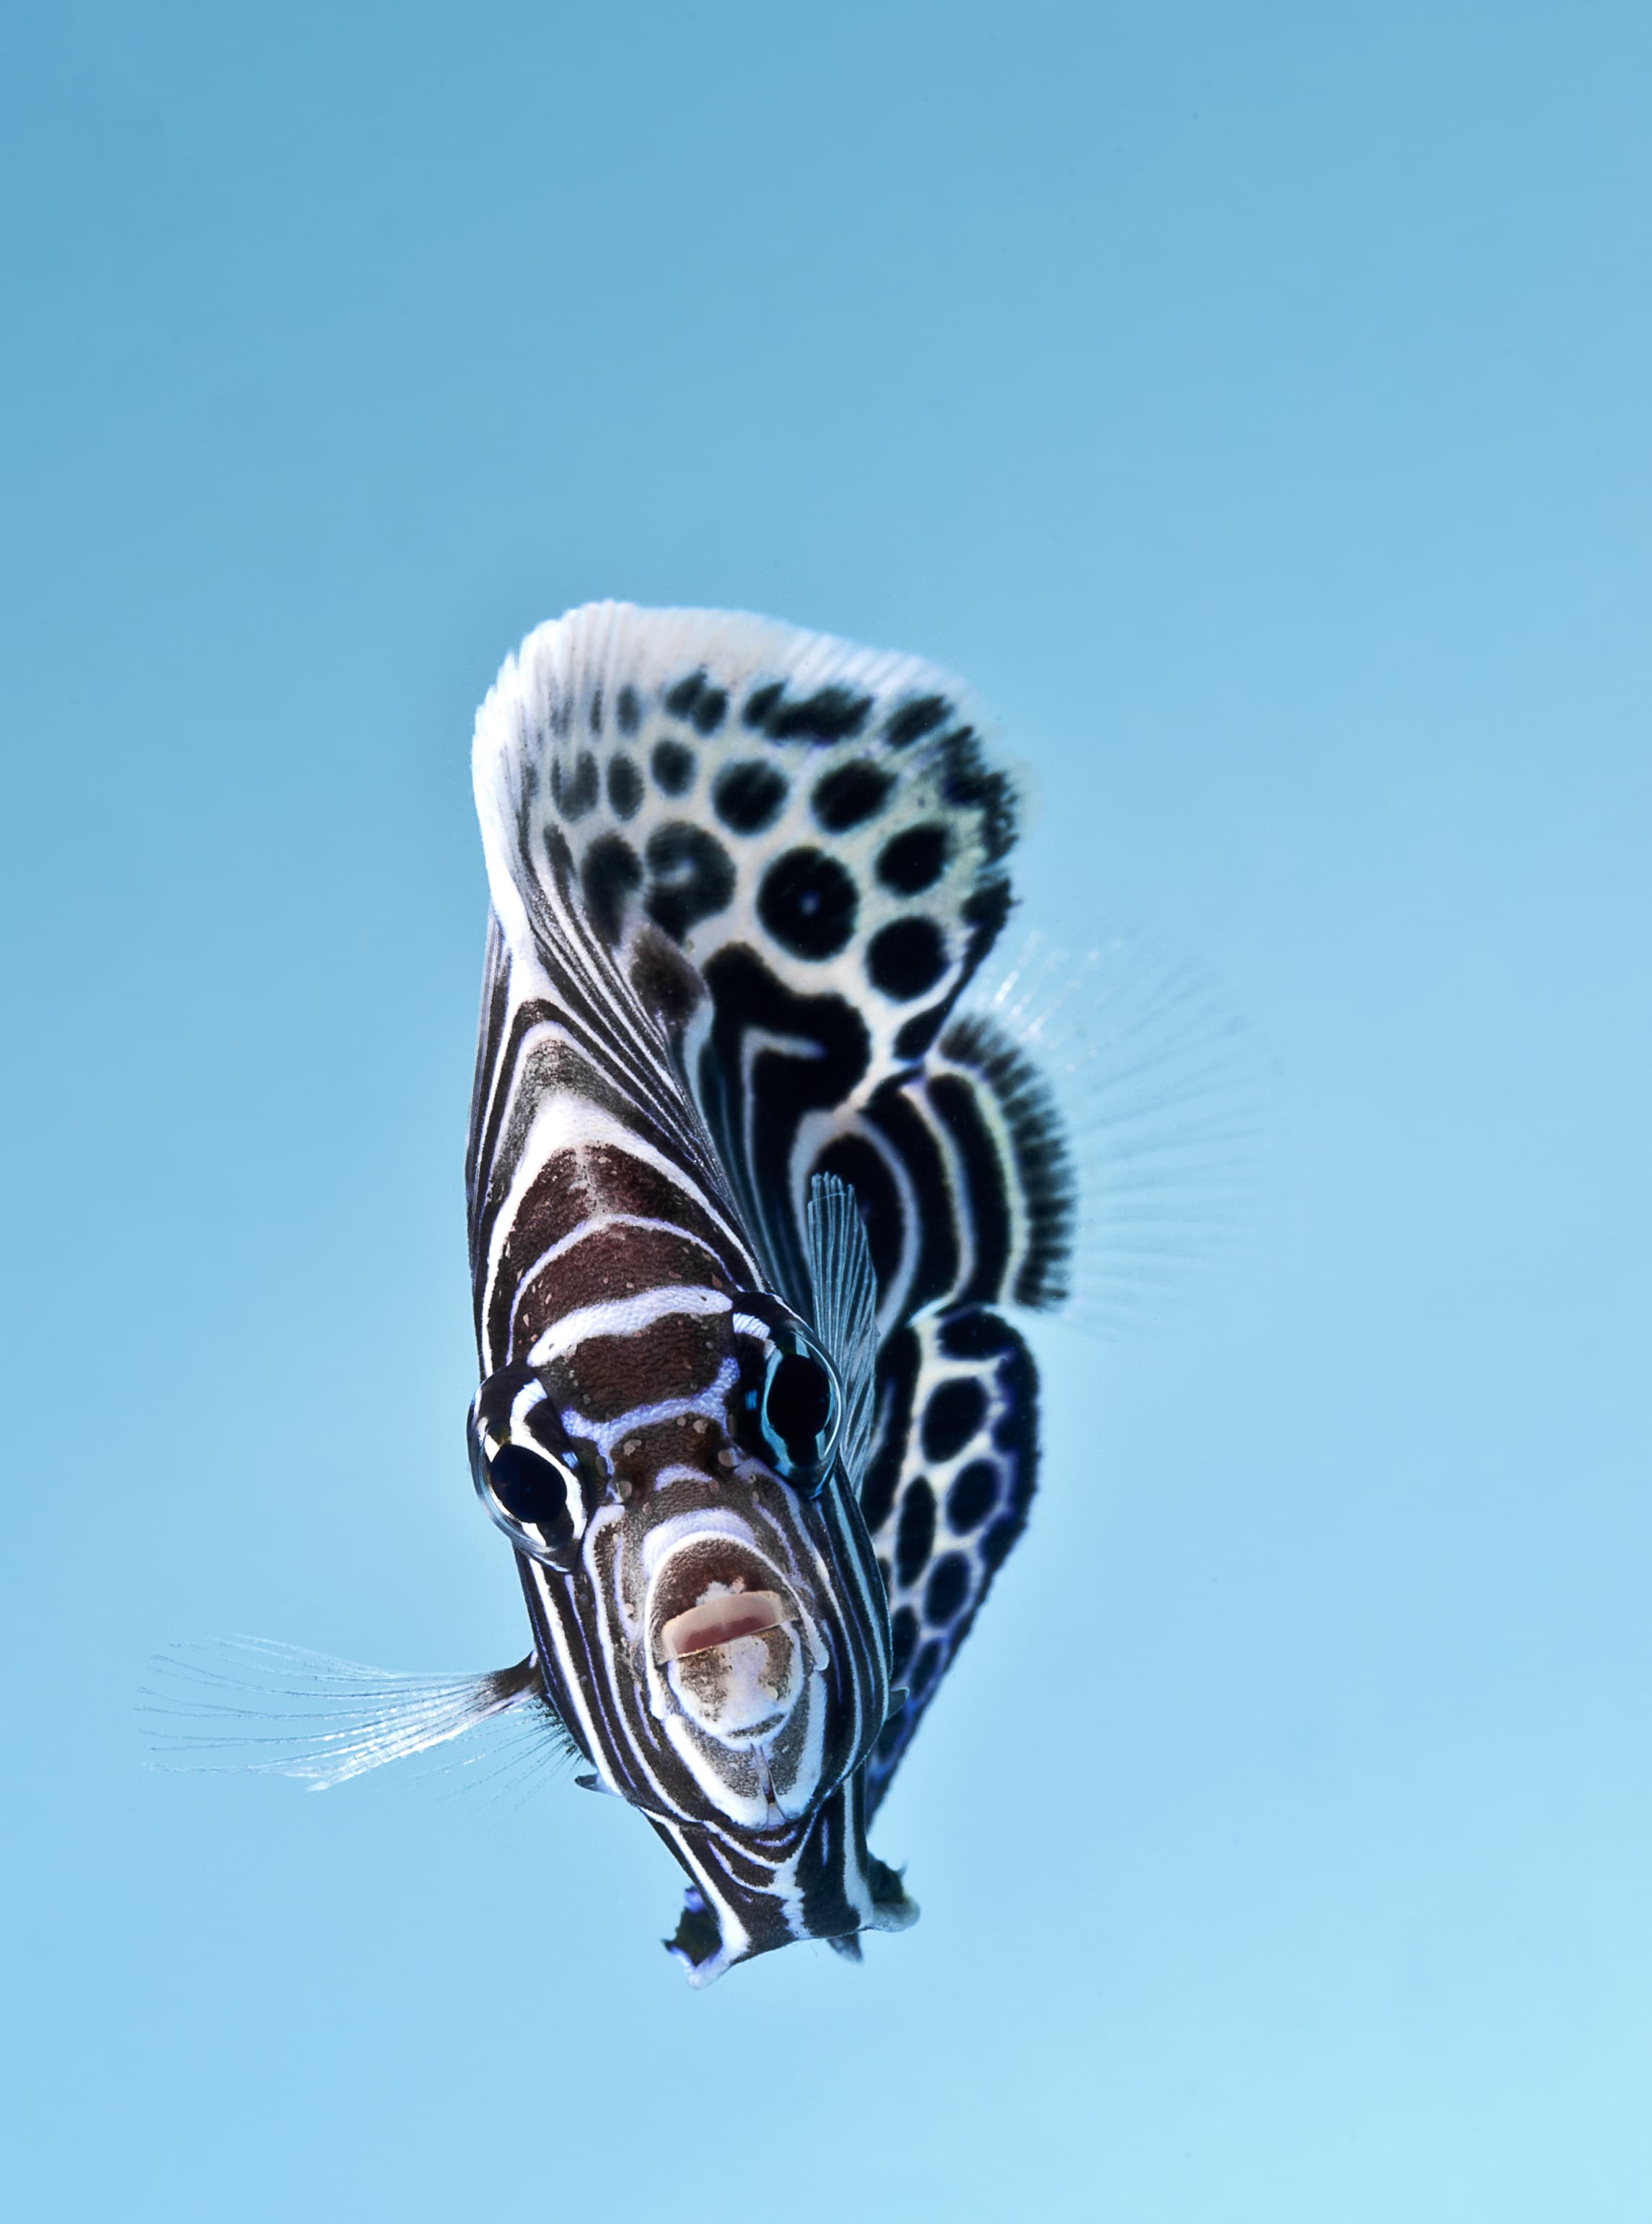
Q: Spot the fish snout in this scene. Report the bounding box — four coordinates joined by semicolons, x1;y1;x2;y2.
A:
646;1542;807;1744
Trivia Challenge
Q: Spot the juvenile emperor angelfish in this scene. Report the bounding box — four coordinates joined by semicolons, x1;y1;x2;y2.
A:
173;605;1078;1985
458;605;1075;1979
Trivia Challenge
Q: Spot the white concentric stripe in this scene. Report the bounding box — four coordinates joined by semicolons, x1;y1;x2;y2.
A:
736;1021;827;1273
814;1482;886;1732
923;1055;1034;1291
498;1090;753;1267
558;1356;741;1460
526;1284;732;1366
512;1210;729;1287
523;1546;682;1816
656;1815;756;1974
507;853;704;1137
478;929;716;1209
520;1560;609;1773
490;1003;683;1171
479;1107;757;1368
792;1108;923;1340
466;920;514;1192
510;1216;733;1361
585;1557;700;1819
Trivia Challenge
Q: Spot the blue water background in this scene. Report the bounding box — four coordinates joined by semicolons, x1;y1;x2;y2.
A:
3;5;1649;2217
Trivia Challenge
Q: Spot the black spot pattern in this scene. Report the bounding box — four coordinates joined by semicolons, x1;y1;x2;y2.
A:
746;682;874;744
551;751;598;819
812;759;894;831
894;1476;936;1588
757;848;858;960
946;1459;999;1532
921;1376;987;1464
651;737;695;795
860;1309;1040;1820
581;835;643;944
893;1006;950;1061
743;681;783;730
939;1307;1018;1360
938;731;1016;861
643;822;736;941
877;823;951;895
665;669;729;735
907;1638;942;1697
980;1513;1021;1573
616;685;641;736
884;694;951;748
606;753;643;820
867;916;948;1000
712;759;789;835
960;876;1014;972
924;1552;970;1625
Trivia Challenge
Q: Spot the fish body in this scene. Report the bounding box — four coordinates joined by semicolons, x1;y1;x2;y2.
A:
152;603;1078;1985
462;605;1071;1980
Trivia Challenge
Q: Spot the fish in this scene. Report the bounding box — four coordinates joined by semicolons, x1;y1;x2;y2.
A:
454;603;1069;1981
152;603;1260;1984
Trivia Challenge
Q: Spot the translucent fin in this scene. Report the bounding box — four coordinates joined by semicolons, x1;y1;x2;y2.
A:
958;931;1278;1335
806;1171;879;1495
142;1638;574;1791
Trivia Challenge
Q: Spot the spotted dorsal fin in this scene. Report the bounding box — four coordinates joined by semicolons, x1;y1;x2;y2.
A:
471;602;1020;1309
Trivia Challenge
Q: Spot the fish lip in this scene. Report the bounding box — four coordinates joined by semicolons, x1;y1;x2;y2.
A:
644;1539;801;1678
656;1590;791;1665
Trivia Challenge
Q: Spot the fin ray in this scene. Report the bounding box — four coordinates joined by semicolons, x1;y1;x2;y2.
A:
806;1172;879;1497
142;1638;574;1790
958;930;1277;1335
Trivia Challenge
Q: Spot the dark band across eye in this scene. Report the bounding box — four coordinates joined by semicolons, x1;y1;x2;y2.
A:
475;1437;584;1568
765;1352;834;1463
738;1314;842;1492
489;1443;571;1527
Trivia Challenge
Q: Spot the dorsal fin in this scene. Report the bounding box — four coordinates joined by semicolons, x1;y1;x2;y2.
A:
471;603;1023;1309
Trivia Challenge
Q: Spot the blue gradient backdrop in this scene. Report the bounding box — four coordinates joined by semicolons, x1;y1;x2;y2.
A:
3;5;1648;2218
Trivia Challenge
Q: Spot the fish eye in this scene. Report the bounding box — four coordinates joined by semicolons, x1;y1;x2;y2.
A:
474;1438;584;1570
766;1351;834;1457
740;1317;842;1491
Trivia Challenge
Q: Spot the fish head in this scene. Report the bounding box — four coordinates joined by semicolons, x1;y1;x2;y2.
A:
467;1288;891;1841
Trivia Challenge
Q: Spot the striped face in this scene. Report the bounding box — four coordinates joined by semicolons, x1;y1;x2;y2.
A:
467;1283;890;1842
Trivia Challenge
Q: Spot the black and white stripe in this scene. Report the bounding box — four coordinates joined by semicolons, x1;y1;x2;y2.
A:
464;605;1075;1979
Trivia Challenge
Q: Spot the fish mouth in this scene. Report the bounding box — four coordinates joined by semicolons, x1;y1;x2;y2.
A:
657;1590;790;1663
623;1520;840;1832
646;1538;799;1667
